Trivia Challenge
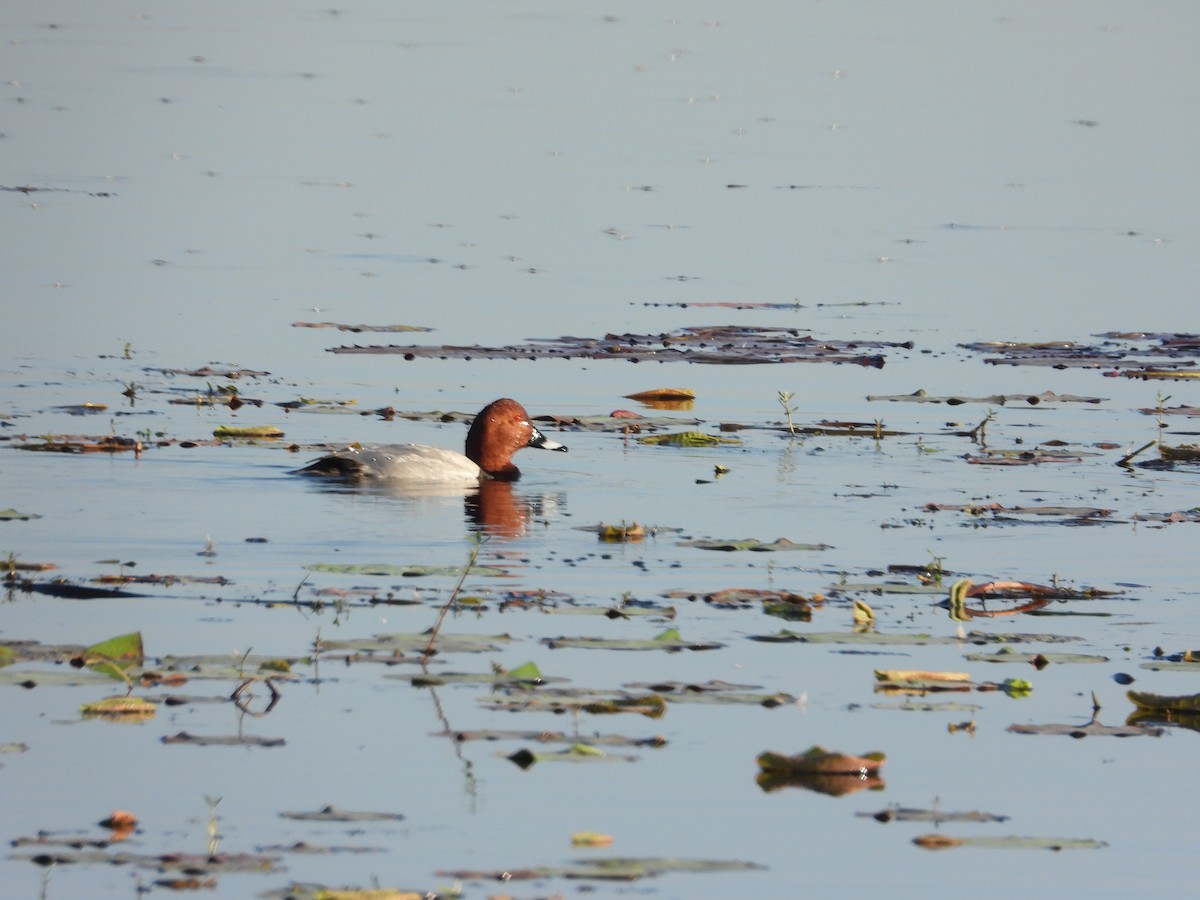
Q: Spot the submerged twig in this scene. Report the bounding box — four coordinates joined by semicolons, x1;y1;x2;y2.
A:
423;538;483;662
967;409;996;446
1116;440;1156;467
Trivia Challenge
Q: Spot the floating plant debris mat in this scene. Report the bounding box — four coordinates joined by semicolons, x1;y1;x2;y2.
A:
637;299;895;311
436;856;765;883
858;805;1009;824
327;325;910;366
923;503;1116;525
438;728;667;748
292;321;433;333
957;333;1200;377
912;834;1107;851
867;389;1104;405
504;742;641;767
748;630;1083;646
14;435;143;454
964;447;1095;465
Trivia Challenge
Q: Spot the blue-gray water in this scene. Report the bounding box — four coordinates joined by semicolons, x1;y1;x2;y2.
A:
2;2;1198;897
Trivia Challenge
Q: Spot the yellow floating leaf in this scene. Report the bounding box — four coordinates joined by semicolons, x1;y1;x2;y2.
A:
213;425;285;439
598;522;645;542
637;431;740;447
572;831;614;847
81;696;157;720
853;599;875;624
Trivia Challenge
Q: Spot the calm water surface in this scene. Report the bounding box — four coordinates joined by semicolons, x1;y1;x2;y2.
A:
2;2;1198;897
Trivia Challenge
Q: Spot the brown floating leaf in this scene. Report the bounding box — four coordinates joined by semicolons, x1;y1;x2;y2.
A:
623;388;696;401
913;834;963;850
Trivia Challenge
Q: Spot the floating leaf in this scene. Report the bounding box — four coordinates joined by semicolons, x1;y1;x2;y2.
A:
506;743;636;768
80;696;157;719
542;628;722;651
868;390;1103;406
82;632;144;680
680;537;832;552
436;856;765;882
212;425;284;439
874;670;974;694
636;431;740;447
0;507;42;521
858;806;1009;824
965;650;1108;665
279;805;405;823
391;661;562;688
572;831;614;847
624;388;696;402
161;731;285;747
1008;715;1161;737
320;633;513;655
914;833;1108;851
292;320;433;333
825;581;946;596
1127;690;1200;713
598;522;645;542
436;728;666;748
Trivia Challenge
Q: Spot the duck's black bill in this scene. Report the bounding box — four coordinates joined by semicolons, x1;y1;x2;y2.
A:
529;427;568;452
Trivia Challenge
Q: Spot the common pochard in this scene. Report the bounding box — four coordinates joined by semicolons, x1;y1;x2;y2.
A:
295;398;567;483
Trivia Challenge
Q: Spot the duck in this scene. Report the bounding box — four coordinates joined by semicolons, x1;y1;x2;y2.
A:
295;398;567;483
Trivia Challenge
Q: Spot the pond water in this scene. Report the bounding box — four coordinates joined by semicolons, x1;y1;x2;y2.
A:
3;2;1199;897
